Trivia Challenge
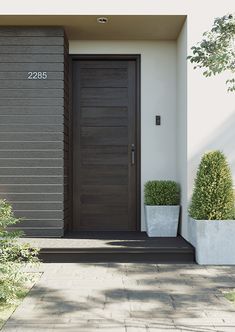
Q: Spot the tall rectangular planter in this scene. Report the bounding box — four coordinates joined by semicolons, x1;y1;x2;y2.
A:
188;217;235;265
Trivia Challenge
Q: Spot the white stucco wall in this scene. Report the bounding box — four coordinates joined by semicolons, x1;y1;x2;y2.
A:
176;20;188;238
187;12;235;202
176;9;235;241
69;41;177;230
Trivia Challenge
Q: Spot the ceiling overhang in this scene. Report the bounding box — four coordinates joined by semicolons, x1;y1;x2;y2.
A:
0;15;186;40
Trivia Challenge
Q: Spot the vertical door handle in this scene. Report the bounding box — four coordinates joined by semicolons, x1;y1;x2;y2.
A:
131;144;135;165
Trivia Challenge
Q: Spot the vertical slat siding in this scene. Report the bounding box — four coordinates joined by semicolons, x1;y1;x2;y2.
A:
0;27;67;237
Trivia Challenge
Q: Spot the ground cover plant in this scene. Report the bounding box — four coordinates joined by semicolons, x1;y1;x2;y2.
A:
0;199;39;304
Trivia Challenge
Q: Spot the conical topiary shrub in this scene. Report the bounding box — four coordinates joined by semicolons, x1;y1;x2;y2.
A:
189;150;234;220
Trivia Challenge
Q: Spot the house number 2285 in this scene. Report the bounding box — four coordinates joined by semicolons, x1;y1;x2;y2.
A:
27;72;48;80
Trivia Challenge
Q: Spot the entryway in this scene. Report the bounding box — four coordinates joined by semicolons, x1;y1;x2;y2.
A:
72;55;140;232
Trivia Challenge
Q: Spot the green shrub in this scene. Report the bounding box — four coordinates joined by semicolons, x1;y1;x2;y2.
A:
189;151;235;220
144;180;180;205
0;199;39;303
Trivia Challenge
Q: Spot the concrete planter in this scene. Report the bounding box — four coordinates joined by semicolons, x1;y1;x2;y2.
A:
188;217;235;265
144;205;180;237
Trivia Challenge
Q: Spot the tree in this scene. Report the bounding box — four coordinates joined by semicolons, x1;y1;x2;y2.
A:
188;14;235;92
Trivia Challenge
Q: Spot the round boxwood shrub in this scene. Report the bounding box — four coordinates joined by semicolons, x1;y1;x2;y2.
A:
189;150;235;220
144;180;180;205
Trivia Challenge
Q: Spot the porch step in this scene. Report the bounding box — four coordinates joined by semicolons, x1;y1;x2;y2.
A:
39;247;194;263
35;233;195;263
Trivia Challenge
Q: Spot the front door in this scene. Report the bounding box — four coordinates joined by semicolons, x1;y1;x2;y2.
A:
72;56;139;231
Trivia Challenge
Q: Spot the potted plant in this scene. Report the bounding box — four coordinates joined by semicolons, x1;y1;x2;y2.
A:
144;180;180;237
188;150;235;265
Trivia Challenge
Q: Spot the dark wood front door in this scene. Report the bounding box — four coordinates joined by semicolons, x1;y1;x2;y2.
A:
72;56;139;231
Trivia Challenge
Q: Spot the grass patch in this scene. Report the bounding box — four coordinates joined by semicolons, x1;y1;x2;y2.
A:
224;291;235;303
0;288;28;329
220;287;235;305
0;273;41;330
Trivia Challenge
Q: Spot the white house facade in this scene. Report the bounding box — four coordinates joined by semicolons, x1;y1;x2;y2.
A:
0;0;234;249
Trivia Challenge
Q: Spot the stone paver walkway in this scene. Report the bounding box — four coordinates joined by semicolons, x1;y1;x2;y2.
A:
2;264;235;331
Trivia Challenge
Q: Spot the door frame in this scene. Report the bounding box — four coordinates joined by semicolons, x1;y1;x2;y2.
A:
70;54;141;232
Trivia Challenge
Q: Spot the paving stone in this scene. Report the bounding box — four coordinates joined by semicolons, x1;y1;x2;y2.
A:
2;323;55;332
65;323;126;331
104;301;131;312
130;300;173;312
130;310;175;319
213;327;235;332
127;291;170;307
3;263;235;331
52;323;126;331
125;326;148;331
173;318;223;331
125;318;175;324
144;319;181;331
66;308;113;320
148;328;182;332
204;309;235;320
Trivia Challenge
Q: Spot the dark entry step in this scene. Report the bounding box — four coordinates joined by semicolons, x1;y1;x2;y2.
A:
34;232;195;263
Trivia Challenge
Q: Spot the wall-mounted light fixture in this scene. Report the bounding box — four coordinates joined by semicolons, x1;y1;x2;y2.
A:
97;17;109;24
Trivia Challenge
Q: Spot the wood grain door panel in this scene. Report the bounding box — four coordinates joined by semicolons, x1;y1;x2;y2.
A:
80;106;128;127
81;166;128;185
72;57;138;231
80;68;128;87
80;127;128;145
80;88;128;107
81;146;128;165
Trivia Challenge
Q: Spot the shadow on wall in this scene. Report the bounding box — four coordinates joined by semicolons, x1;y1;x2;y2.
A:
188;109;235;198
